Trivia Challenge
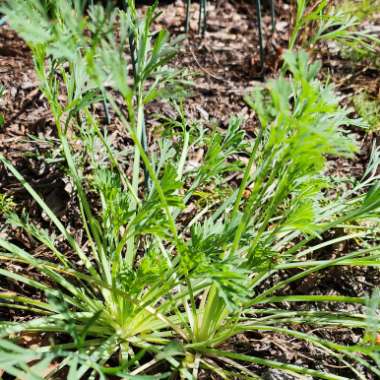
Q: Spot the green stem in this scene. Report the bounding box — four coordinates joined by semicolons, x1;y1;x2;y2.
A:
199;348;347;380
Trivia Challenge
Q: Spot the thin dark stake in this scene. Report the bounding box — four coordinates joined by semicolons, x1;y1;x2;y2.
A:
102;98;111;124
201;0;207;37
270;0;276;33
198;0;202;35
254;0;265;75
185;0;191;32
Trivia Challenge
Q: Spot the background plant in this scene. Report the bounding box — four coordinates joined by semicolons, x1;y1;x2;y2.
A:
289;0;380;55
341;0;380;22
352;92;380;135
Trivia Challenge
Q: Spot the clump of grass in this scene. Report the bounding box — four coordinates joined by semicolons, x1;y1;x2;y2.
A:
0;194;15;216
353;92;380;131
0;1;380;379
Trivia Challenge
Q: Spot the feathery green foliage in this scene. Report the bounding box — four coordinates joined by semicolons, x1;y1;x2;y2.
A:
0;1;380;378
290;0;380;54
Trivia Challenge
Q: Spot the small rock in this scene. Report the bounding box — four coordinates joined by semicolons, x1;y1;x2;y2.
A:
263;369;312;380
